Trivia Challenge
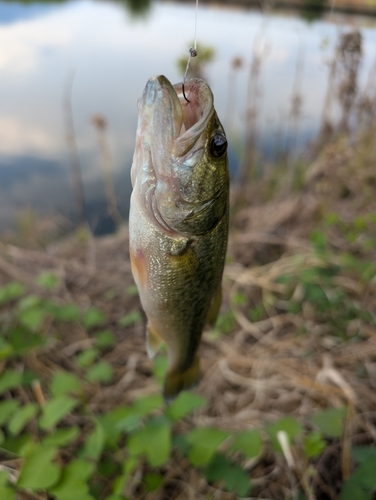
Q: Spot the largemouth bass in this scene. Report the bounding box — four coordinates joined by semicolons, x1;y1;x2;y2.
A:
129;75;229;400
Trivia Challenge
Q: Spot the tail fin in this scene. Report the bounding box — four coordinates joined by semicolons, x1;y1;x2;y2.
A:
163;356;201;401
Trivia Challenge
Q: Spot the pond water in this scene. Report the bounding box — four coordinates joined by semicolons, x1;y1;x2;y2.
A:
1;0;375;234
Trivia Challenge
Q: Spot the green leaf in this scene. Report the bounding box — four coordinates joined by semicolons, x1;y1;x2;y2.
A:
0;470;8;486
166;391;206;421
0;486;16;500
303;432;326;458
96;330;115;348
230;429;262;458
1;434;35;456
52;486;94;500
153;355;167;386
36;272;60;290
361;263;376;283
22;370;39;386
310;229;327;252
131;394;163;415
18;307;47;330
145;473;163;491
0;370;22;395
204;454;251;497
17;445;60;490
50;459;95;500
8;403;38;436
39;396;79;430
352;447;376;464
118;310;142;327
340;478;373;500
97;408;135;444
204;453;232;481
80;423;106;461
53;304;80;322
350;456;376;489
83;308;106;329
99;395;163;444
85;360;113;383
310;407;347;438
8;327;45;355
186;427;229;466
0;400;19;425
265;417;303;452
50;371;82;397
76;348;99;368
231;291;247;306
0;339;13;360
17;295;43;311
224;464;251;497
42;427;80;447
304;284;329;308
128;418;171;467
215;310;235;334
0;282;25;304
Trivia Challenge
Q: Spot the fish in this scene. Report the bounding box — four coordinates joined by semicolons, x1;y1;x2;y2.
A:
129;75;229;400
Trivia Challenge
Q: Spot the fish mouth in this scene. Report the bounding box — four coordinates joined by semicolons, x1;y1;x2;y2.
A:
173;78;214;144
142;75;214;158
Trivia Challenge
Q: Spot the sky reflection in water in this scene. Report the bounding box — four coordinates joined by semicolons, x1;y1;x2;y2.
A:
0;0;375;233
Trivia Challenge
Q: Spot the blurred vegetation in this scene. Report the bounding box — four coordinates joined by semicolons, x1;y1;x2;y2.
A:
118;0;151;17
177;42;215;80
0;245;375;499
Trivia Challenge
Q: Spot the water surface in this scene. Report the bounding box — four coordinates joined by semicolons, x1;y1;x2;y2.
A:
1;0;375;233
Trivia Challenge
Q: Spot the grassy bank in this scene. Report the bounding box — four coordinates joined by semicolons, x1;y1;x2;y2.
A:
0;125;376;499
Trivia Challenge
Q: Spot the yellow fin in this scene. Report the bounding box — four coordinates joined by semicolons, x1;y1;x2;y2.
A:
163;356;201;401
206;287;222;328
146;324;164;359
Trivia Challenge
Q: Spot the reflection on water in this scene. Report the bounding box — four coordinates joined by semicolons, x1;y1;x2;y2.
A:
0;0;375;234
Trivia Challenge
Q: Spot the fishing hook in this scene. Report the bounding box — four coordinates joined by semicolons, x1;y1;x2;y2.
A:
182;82;190;103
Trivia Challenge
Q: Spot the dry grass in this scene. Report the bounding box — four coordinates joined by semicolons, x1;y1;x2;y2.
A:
1;129;376;499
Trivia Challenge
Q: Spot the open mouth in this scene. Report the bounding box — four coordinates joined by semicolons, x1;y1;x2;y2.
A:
169;79;214;159
173;80;207;133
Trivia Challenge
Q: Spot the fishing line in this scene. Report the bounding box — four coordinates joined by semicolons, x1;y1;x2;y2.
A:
329;0;336;19
182;0;199;102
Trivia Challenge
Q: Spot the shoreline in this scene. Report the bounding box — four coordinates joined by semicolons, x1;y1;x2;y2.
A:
167;0;376;17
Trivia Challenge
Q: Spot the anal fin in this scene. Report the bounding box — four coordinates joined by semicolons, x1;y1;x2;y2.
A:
206;286;222;328
163;356;200;401
146;324;164;359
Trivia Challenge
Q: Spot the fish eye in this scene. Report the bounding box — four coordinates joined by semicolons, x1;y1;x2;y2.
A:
209;132;228;158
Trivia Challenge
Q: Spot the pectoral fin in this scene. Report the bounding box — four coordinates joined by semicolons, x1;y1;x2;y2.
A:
146;324;164;359
163;356;200;401
206;286;222;328
130;249;147;288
